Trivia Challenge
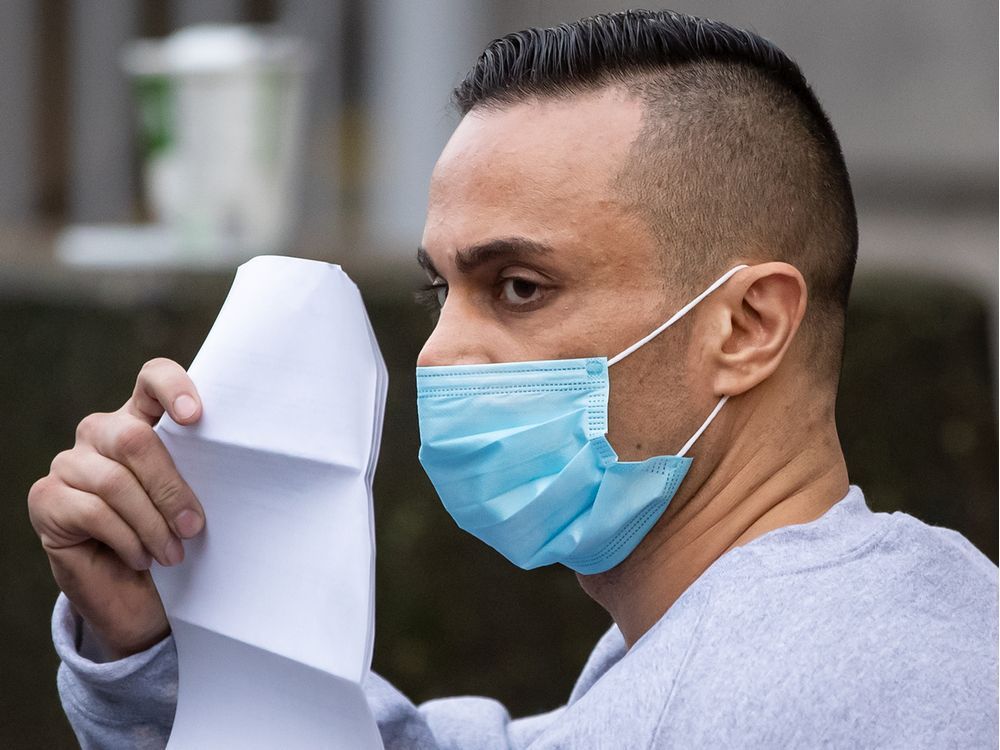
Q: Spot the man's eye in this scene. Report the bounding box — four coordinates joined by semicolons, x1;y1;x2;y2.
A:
500;277;541;305
414;281;448;311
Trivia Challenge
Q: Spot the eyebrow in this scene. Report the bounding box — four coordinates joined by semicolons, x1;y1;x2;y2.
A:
416;237;554;277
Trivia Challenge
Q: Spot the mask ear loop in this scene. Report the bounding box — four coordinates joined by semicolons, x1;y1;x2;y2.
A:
607;264;749;367
605;264;748;457
677;395;728;457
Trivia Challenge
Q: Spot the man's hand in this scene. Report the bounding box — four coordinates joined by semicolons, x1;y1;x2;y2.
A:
28;358;206;660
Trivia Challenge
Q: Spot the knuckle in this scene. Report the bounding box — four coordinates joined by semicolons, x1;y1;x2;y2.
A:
75;412;105;444
76;493;106;529
95;463;132;499
114;420;154;460
153;479;185;514
49;449;74;477
138;357;175;384
140;357;168;373
27;475;48;500
26;476;51;516
137;512;170;546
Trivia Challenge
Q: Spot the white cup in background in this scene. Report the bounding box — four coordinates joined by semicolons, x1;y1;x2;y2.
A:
123;25;314;260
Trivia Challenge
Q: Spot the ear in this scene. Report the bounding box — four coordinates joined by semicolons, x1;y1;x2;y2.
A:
702;262;808;397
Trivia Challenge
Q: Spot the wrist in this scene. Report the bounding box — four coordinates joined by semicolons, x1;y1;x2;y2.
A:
71;602;170;663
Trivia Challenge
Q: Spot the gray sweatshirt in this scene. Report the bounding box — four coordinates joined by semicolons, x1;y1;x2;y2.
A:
52;487;999;748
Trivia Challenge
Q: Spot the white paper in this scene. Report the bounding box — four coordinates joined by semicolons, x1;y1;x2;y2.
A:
153;255;386;749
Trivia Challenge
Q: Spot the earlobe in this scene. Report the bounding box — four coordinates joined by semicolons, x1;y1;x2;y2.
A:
711;262;807;397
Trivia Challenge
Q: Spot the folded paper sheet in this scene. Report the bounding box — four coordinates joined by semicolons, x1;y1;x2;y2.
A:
153;256;386;748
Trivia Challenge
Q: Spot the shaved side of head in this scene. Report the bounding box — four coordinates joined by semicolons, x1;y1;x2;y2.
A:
453;9;858;383
615;61;857;368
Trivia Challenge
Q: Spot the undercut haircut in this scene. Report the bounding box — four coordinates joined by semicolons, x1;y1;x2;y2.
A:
453;9;858;379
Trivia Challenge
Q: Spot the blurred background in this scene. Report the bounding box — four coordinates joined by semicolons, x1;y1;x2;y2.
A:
1;1;996;746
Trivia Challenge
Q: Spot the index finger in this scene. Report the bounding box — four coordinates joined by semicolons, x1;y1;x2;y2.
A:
124;358;202;426
88;413;206;540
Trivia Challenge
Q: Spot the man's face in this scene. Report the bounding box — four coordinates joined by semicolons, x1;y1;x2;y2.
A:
417;88;706;461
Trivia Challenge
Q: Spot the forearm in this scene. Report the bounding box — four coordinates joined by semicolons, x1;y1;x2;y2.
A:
52;595;553;750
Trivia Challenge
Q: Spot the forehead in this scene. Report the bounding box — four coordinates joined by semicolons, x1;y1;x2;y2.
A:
422;88;649;257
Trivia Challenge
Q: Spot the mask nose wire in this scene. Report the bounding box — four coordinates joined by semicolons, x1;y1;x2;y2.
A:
606;264;749;367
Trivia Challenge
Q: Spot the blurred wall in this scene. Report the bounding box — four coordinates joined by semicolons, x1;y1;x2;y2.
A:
1;1;993;347
0;2;37;219
0;2;995;299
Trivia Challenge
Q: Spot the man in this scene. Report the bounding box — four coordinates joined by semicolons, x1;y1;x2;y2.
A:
30;9;997;748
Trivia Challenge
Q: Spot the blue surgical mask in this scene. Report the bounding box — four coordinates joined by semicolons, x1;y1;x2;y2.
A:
416;265;747;575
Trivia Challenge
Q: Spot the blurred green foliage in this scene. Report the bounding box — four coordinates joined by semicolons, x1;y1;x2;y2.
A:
0;272;995;747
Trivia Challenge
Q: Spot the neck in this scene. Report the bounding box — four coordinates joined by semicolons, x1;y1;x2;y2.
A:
577;411;849;648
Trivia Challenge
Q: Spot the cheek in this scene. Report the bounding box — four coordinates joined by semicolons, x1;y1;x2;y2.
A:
606;359;654;459
550;313;614;359
603;341;691;460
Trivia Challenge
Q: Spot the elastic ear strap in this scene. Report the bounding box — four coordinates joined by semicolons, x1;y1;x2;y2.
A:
678;395;728;457
608;264;749;367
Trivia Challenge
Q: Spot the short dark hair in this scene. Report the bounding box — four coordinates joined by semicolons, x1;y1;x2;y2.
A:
454;9;858;377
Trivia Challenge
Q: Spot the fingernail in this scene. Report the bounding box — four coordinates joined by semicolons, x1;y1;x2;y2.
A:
175;509;203;538
163;537;184;566
173;395;198;421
